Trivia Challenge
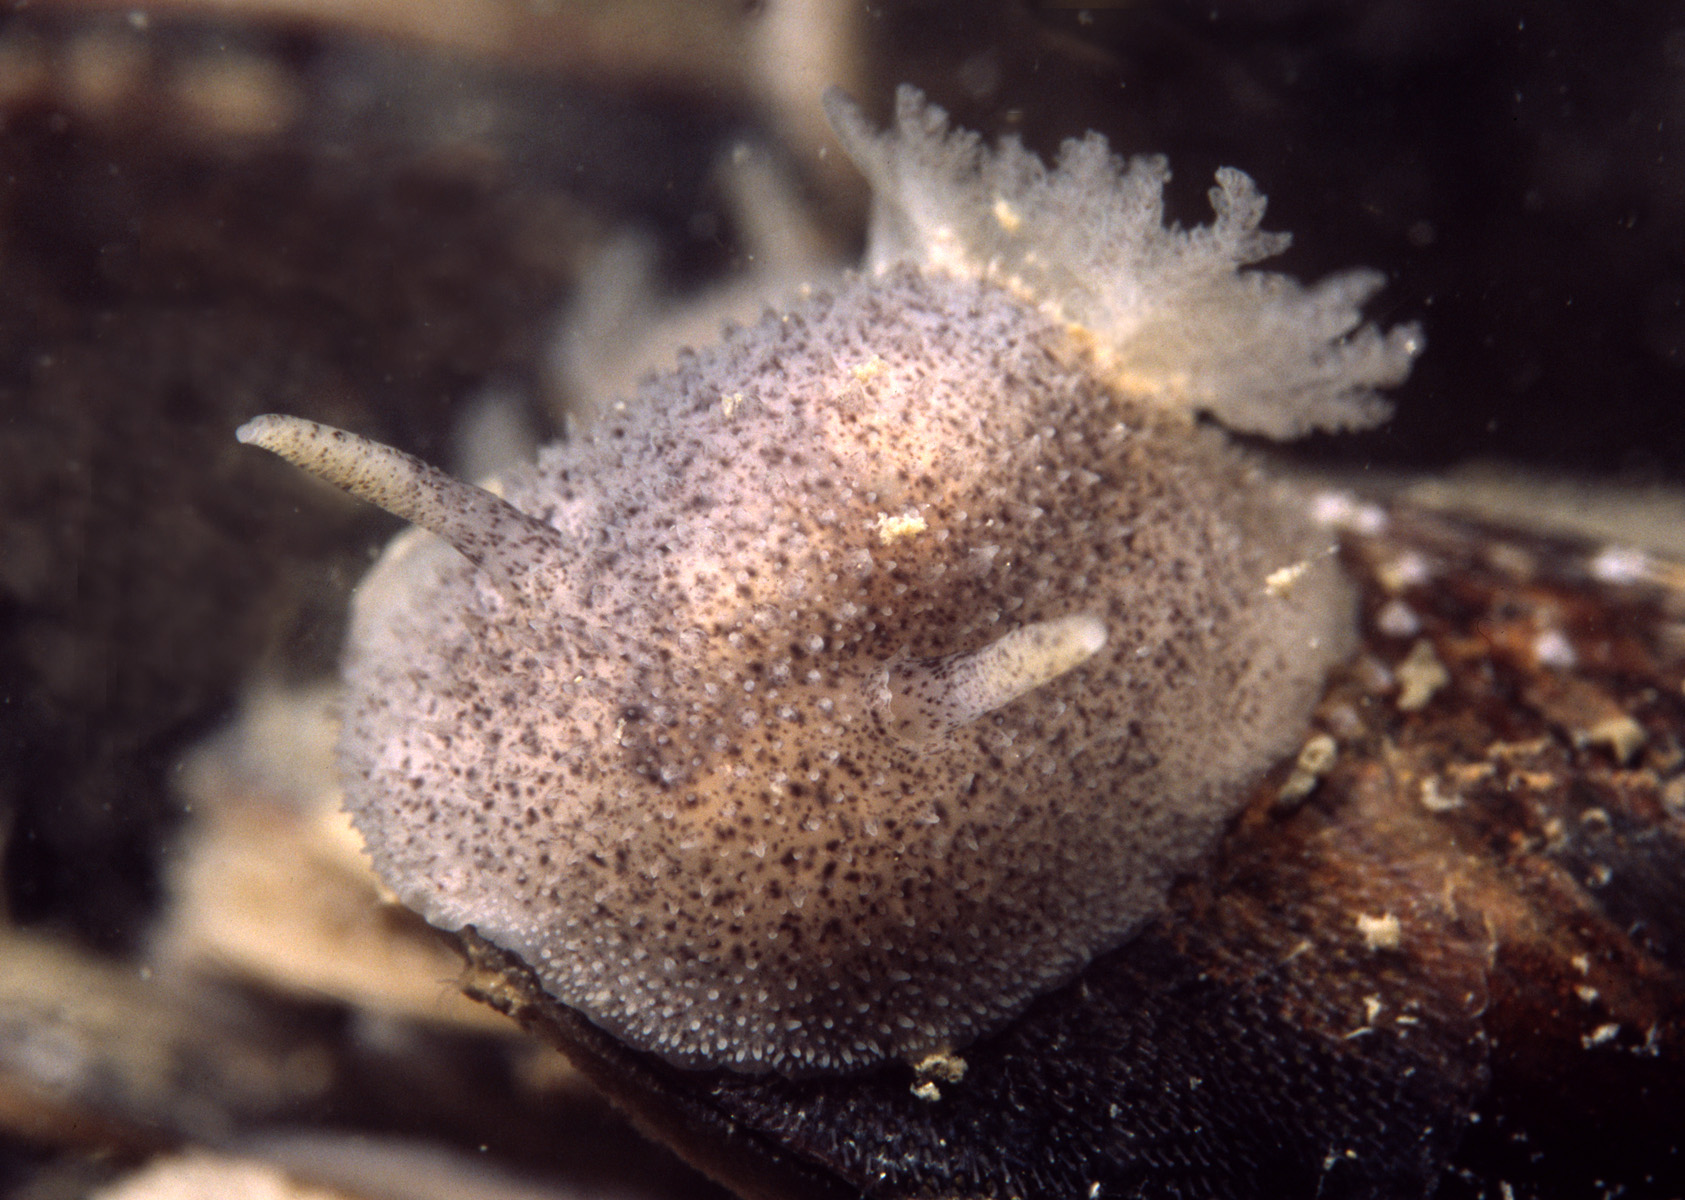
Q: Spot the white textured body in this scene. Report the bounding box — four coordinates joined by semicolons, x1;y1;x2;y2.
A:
247;88;1420;1075
341;267;1356;1073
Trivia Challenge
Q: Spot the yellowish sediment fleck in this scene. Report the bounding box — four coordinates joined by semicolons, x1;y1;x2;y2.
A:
1418;776;1461;813
913;1049;967;1083
910;1048;967;1101
1395;638;1449;712
1277;733;1336;805
1582;1022;1620;1049
1582;713;1646;765
1265;559;1312;595
1376;550;1431;594
875;511;928;544
1355;911;1402;952
851;355;887;383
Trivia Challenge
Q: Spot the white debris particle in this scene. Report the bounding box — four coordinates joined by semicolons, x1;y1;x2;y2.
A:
875;511;928;544
1532;628;1576;670
1418;776;1461;814
1355;912;1403;952
1589;545;1651;586
1264;559;1312;596
1374;597;1420;638
909;1048;968;1101
1581;713;1646;765
1277;733;1337;806
1582;1022;1620;1049
1376;551;1431;594
851;355;887;383
1395;639;1450;712
1309;490;1388;536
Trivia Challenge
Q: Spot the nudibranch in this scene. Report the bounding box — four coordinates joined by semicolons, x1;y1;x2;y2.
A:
238;87;1420;1076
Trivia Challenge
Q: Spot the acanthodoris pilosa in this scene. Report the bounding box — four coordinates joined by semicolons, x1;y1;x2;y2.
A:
239;87;1420;1075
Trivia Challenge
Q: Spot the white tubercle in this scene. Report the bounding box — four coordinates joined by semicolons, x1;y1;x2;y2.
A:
886;613;1108;742
237;414;566;601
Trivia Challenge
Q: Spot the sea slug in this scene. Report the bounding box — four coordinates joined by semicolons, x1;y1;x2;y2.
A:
238;87;1420;1076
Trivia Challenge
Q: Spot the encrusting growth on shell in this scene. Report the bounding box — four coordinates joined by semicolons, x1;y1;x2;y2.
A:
239;88;1418;1075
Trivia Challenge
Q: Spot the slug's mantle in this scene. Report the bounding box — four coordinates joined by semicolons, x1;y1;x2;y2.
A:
238;89;1419;1075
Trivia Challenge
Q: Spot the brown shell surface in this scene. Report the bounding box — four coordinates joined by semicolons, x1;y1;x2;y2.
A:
465;500;1685;1200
